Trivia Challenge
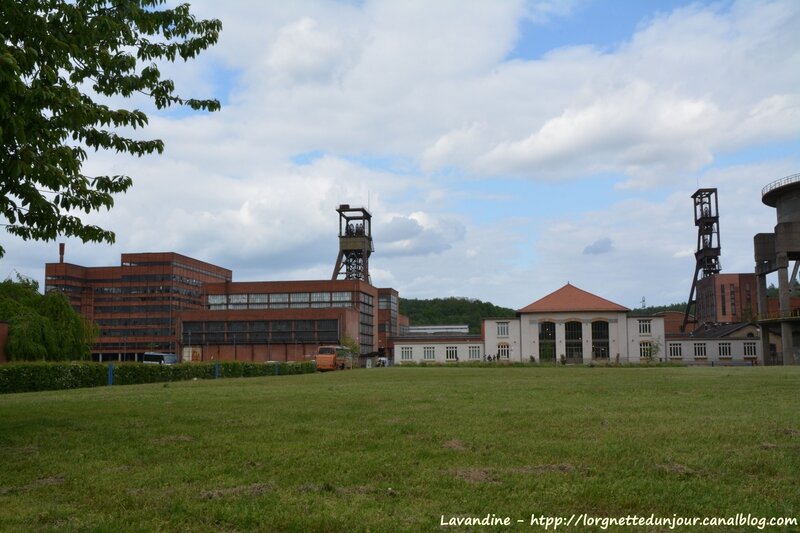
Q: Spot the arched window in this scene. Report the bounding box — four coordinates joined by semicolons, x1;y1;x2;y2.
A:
565;321;583;363
497;342;509;359
591;320;609;359
539;321;555;363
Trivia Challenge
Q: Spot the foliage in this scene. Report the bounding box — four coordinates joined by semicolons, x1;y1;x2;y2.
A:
630;301;691;315
0;0;221;256
340;333;360;356
399;296;516;333
0;274;94;360
0;360;316;394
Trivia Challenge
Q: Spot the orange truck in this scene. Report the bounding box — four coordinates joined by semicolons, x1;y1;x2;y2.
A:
314;345;355;371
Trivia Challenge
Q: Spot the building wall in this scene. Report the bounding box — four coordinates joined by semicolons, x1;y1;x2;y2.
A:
626;316;667;363
177;307;361;363
394;336;484;363
696;273;757;325
483;318;523;361
202;279;379;355
665;338;761;365
45;252;232;359
520;311;635;363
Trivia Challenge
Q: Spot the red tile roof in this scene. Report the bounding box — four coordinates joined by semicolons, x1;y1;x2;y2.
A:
518;283;630;313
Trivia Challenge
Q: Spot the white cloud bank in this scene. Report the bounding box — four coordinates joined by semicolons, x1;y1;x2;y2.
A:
2;0;799;309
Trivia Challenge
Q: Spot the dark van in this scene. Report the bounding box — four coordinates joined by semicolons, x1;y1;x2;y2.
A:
142;352;179;365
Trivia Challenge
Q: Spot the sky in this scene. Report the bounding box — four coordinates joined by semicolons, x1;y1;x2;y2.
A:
3;0;800;310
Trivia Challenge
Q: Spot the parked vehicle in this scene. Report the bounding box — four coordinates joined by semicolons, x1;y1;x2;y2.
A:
142;352;179;365
314;345;354;371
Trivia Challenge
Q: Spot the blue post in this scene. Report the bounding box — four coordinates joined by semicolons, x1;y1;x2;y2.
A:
108;363;114;386
214;361;220;380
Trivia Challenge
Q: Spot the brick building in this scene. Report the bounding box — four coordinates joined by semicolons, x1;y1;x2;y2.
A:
177;279;399;362
695;273;757;325
44;250;232;361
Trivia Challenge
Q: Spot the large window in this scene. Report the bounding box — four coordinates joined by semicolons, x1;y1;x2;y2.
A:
639;341;653;359
565;321;583;362
694;343;707;358
638;319;651;335
669;343;682;358
591;320;609;359
469;345;481;360
446;346;458;361
744;342;757;357
423;346;435;361
497;322;509;337
497;342;509;359
539;321;556;362
718;342;731;357
401;347;413;361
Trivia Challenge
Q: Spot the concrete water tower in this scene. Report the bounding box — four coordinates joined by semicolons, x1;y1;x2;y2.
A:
331;204;373;283
754;172;800;365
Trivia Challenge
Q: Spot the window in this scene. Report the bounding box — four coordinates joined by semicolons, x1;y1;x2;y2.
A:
638;319;651;335
719;342;731;357
270;293;289;309
591;321;609;359
720;284;727;316
669;343;682;358
446;346;458;361
423;346;435;361
565;321;582;361
497;342;509;359
401;347;413;361
639;341;653;359
469;345;481;360
497;322;509;337
744;342;757;357
539;321;556;362
694;343;707;358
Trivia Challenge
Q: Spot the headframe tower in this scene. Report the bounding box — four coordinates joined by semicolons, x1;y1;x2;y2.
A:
332;205;373;283
682;188;721;332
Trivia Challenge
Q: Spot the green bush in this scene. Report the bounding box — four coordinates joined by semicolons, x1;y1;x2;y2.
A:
0;361;316;394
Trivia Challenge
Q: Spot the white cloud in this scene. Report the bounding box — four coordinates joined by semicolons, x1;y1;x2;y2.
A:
3;0;800;312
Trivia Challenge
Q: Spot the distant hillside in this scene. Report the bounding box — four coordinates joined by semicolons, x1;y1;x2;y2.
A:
631;302;691;315
399;297;516;334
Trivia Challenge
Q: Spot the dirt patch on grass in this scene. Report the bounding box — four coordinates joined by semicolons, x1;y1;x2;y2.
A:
514;463;576;474
201;482;274;500
658;462;697;477
443;439;468;451
782;428;800;438
760;442;779;450
451;467;501;484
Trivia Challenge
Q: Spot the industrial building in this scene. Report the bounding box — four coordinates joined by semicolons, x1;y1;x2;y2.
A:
43;206;406;363
44;248;232;360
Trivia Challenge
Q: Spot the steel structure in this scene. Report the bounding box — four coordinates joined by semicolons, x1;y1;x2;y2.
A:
331;204;373;283
682;188;721;332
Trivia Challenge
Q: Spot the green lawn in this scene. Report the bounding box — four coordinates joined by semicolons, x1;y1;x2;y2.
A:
1;367;798;532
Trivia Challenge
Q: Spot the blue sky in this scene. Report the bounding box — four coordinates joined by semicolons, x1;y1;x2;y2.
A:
2;0;799;310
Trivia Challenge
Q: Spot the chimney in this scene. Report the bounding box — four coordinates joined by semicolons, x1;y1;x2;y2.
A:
59;243;65;264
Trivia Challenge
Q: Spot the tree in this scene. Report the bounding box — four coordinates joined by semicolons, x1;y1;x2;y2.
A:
0;274;95;360
0;0;221;257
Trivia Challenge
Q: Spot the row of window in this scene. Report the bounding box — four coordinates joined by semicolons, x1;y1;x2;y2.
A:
666;341;758;358
208;291;353;307
399;345;483;361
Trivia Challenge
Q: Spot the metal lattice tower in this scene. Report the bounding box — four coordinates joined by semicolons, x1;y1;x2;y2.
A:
682;188;721;332
331;205;373;283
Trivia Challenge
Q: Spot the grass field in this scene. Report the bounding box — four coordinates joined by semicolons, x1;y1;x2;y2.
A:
1;366;799;532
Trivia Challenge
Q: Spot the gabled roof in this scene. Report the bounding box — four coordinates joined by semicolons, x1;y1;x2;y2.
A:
518;283;630;314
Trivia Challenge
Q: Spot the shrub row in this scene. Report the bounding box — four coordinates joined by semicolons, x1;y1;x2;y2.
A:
0;360;316;394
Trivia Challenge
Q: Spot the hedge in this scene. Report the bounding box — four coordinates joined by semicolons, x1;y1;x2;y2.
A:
0;360;316;394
